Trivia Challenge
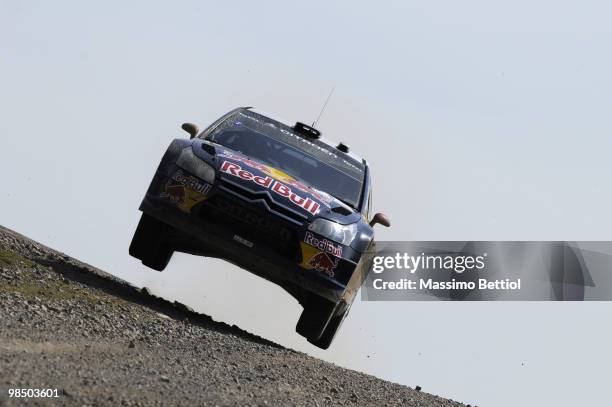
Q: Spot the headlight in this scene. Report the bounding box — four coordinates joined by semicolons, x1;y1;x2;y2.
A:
308;219;358;246
176;147;215;183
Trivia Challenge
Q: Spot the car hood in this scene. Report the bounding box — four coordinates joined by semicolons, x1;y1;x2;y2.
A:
192;139;361;224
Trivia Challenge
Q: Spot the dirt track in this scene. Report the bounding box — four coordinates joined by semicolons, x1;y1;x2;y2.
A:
0;225;465;406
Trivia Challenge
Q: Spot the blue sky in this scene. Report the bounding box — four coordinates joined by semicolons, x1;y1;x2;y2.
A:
2;1;612;405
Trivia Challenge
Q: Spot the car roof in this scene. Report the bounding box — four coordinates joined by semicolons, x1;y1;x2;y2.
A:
246;107;366;165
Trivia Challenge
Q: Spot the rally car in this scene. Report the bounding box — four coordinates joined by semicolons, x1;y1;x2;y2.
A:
129;107;390;349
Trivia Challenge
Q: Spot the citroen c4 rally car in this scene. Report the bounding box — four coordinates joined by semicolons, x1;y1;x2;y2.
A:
129;107;390;349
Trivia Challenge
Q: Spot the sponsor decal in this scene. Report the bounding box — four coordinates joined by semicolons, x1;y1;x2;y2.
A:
217;150;333;205
220;160;322;215
237;111;362;173
161;170;211;212
299;239;341;278
303;231;343;257
233;234;254;248
171;170;211;195
165;183;185;204
308;252;339;277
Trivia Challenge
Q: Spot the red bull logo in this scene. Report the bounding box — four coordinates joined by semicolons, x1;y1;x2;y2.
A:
303;232;343;257
218;151;333;205
171;170;211;195
220;161;321;215
308;252;339;277
162;170;210;212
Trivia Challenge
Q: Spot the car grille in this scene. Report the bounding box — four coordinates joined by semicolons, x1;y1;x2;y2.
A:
218;178;309;225
195;194;302;262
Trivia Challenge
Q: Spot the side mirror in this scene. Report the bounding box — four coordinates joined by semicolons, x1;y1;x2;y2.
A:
369;212;391;228
181;122;199;139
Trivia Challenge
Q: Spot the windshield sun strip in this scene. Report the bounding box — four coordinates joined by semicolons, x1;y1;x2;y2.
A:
235;124;364;184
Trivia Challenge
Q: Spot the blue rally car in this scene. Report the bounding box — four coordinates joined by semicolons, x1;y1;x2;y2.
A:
129;107;390;349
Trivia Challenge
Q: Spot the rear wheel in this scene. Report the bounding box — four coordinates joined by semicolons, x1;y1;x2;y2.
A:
129;213;174;271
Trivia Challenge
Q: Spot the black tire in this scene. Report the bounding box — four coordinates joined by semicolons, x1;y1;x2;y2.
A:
296;296;337;345
129;213;174;271
307;306;349;350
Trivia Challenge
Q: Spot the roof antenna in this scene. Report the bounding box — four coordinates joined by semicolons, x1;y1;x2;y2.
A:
312;86;335;128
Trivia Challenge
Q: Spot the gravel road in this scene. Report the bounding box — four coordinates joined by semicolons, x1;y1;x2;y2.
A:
0;225;466;406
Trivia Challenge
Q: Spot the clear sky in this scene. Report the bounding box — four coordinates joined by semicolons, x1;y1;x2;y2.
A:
2;1;611;405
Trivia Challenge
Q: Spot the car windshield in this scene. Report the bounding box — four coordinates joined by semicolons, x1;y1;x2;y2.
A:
207;110;365;208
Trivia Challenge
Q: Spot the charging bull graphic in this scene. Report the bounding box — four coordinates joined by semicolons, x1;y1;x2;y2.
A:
161;170;211;213
165;183;185;204
309;252;339;277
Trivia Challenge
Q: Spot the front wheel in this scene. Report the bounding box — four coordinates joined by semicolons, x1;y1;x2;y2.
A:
296;296;349;349
129;213;174;271
308;307;349;350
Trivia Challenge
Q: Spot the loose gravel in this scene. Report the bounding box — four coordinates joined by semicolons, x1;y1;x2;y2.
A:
0;225;466;406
